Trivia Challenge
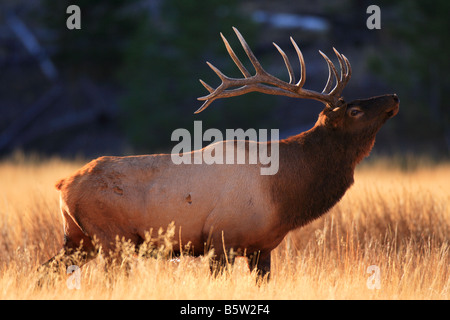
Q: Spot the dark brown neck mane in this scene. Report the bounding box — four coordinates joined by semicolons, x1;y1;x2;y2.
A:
269;124;377;231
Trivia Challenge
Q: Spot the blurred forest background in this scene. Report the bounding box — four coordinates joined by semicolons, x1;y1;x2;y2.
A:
0;0;448;160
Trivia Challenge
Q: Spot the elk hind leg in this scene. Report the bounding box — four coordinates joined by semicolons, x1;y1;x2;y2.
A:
248;250;271;280
41;208;96;272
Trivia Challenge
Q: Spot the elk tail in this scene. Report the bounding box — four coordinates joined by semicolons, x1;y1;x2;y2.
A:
55;178;65;190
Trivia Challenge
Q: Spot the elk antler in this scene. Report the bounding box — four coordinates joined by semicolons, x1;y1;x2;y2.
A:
195;27;351;114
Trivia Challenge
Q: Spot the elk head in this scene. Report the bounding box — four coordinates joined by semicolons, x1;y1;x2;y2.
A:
195;27;399;142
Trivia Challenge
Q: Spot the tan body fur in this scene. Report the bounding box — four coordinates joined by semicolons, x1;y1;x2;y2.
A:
56;141;282;271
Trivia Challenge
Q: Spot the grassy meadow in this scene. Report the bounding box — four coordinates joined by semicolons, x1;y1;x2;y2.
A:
0;154;448;299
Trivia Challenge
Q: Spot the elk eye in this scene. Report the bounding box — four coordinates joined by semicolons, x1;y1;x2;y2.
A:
349;108;361;117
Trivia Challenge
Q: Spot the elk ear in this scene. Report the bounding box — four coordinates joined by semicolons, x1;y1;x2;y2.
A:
324;105;346;129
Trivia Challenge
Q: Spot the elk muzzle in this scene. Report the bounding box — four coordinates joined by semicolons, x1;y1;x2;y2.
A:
385;94;400;119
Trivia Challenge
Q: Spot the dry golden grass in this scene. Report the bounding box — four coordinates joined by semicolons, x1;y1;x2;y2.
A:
0;153;448;299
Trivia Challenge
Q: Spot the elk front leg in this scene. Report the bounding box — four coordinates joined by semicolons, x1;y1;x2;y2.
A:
248;250;271;279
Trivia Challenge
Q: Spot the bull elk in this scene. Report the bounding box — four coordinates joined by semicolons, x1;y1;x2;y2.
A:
44;27;399;277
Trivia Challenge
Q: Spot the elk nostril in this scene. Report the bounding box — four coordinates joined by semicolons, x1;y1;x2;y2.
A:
392;94;399;103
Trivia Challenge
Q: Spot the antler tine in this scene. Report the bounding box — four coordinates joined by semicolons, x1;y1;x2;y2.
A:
342;54;352;85
221;32;251;78
195;99;213;114
206;61;227;81
321;60;333;94
199;79;214;93
273;42;295;84
329;48;352;97
333;48;346;81
290;37;306;89
232;27;265;75
319;50;339;94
